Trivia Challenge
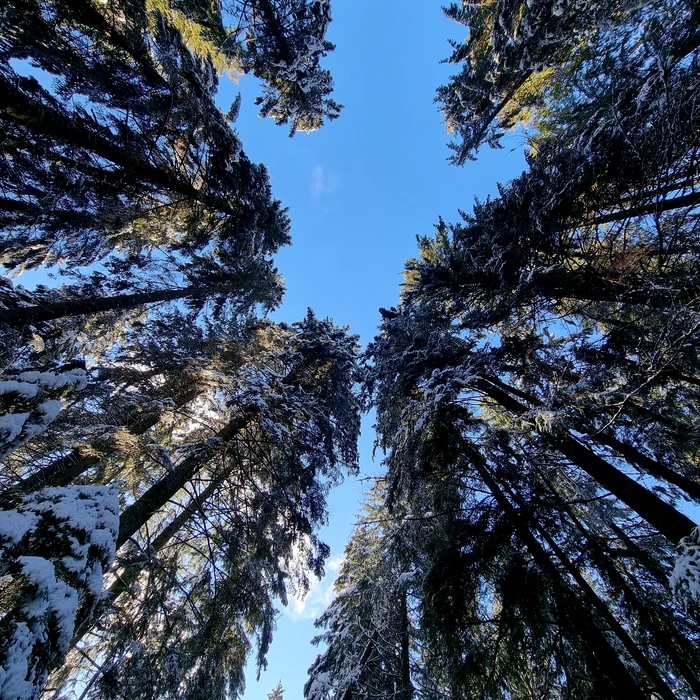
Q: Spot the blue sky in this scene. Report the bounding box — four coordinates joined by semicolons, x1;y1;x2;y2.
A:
222;2;528;697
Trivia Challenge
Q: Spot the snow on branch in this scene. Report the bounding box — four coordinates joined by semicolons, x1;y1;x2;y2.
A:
670;526;700;611
0;486;119;700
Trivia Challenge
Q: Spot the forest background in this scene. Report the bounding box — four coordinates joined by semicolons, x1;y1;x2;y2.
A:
4;0;700;698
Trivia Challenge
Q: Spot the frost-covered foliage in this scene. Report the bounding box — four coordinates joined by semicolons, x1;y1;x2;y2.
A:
0;486;119;700
49;312;361;700
0;365;87;462
671;527;700;610
0;278;89;464
360;297;700;697
306;487;419;700
438;0;695;162
235;0;343;135
0;0;292;335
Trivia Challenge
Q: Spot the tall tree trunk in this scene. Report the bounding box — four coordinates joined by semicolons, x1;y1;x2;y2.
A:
592;430;700;501
253;0;293;62
110;474;225;603
0;284;235;328
500;475;677;700
535;267;700;310
539;473;700;697
484;374;700;501
339;630;379;700
472;454;649;700
12;383;203;494
117;408;257;548
399;590;412;700
70;476;222;650
577;190;700;228
474;377;696;543
68;0;169;89
0;74;237;214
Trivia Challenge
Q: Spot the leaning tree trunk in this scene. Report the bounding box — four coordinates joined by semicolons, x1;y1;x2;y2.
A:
533;267;700;311
483;374;700;502
474;377;696;543
398;589;413;700
0;73;232;212
117;408;258;548
499;474;677;700
12;382;204;495
69;476;223;650
0;283;237;328
472;455;649;700
539;473;700;698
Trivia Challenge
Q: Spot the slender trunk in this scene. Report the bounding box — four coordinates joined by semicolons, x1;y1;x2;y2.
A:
475;377;696;543
453;71;533;164
536;267;700;310
117;408;257;548
501;477;676;700
1;74;193;197
110;474;223;603
13;384;202;494
611;174;700;210
577;190;700;228
0;75;235;215
69;0;169;90
472;455;648;699
541;474;700;697
592;430;700;501
399;590;412;700
253;0;292;62
69;476;222;650
0;284;232;327
339;630;379;700
484;374;700;501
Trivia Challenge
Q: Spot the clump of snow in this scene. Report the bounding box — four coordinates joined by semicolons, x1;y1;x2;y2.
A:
305;671;332;700
0;412;30;447
0;511;38;545
0;486;119;700
0;367;87;459
396;569;420;587
0;366;87;461
670;526;700;609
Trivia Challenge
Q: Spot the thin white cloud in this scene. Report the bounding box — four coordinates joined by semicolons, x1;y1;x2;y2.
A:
310;165;340;199
286;556;344;621
311;165;325;198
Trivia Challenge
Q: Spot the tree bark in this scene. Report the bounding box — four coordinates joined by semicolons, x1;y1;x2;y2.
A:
13;384;202;494
0;74;238;216
472;456;649;700
501;476;676;700
535;267;700;310
67;473;227;655
117;408;257;548
540;474;700;698
399;590;412;700
0;284;234;328
576;190;700;228
483;374;700;502
474;377;696;543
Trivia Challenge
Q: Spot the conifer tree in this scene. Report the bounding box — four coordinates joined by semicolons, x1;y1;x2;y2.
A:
1;0;340;273
350;302;700;698
268;680;285;700
0;486;119;700
306;485;417;700
0;1;347;694
44;312;361;699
